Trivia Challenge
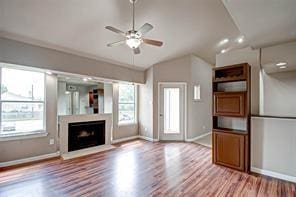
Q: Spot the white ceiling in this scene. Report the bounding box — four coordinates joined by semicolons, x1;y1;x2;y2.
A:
222;0;296;49
0;0;241;70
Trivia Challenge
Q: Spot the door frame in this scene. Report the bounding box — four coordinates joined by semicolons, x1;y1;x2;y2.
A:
157;82;187;141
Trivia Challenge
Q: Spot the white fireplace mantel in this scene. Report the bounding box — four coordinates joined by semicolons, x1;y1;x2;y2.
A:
59;113;114;159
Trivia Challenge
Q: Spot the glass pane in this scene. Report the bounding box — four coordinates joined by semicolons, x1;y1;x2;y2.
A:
1;68;45;101
1;102;44;135
164;88;180;134
118;84;135;103
118;104;135;123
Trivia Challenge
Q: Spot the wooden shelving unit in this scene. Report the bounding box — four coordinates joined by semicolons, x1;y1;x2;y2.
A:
212;63;251;173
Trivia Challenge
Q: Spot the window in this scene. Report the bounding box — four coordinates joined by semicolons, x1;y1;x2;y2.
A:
0;67;45;137
118;84;136;124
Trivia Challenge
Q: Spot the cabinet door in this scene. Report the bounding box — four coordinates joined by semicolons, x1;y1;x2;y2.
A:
213;92;246;117
213;132;245;171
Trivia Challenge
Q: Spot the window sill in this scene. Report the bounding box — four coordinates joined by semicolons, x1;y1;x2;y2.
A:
0;131;48;142
118;122;138;127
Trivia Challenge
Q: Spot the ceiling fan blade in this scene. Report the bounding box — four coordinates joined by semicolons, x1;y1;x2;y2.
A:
143;39;163;47
136;23;153;36
105;26;126;37
133;47;141;55
107;40;126;47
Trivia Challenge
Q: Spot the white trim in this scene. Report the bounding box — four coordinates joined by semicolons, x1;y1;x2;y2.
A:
0;132;48;141
61;145;115;160
185;132;211;142
111;135;139;144
0;151;60;168
251;167;296;183
138;135;159;142
157;82;187;141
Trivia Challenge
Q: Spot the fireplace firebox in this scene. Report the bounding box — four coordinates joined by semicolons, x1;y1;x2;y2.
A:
68;120;105;152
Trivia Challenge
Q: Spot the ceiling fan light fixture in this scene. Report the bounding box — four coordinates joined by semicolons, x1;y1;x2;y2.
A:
126;38;142;49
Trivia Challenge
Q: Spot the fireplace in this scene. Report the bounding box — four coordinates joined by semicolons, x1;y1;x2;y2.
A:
68;120;105;152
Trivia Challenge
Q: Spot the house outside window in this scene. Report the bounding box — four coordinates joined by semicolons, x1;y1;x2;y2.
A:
0;66;45;137
118;84;136;124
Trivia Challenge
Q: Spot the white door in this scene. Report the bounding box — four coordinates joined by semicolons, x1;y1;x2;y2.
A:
159;83;186;141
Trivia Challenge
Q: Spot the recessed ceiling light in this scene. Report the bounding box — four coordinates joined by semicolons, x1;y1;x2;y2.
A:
87;77;92;80
279;66;287;69
46;71;52;75
238;37;244;43
219;39;229;45
83;78;88;81
276;62;287;66
65;91;70;94
221;49;227;54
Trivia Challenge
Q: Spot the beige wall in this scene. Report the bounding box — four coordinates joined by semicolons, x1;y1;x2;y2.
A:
0;37;144;162
152;56;191;139
0;75;58;162
0;38;145;84
138;55;212;140
188;56;212;138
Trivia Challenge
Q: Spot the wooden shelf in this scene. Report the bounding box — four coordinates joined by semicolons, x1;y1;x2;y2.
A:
212;63;251;173
213;127;248;135
213;63;249;83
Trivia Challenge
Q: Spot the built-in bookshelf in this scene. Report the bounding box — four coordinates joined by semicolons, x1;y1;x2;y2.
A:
212;63;251;172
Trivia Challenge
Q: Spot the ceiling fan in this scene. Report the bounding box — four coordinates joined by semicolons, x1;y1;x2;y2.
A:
105;0;163;55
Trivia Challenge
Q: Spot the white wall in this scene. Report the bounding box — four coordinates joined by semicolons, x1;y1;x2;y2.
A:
104;83;113;114
0;74;58;162
251;117;296;182
139;67;154;138
57;81;67;115
261;71;296;116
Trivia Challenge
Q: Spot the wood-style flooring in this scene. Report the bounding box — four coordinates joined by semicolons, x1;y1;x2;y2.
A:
0;140;295;197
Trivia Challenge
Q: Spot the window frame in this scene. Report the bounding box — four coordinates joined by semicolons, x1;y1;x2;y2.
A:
0;65;47;138
118;83;137;125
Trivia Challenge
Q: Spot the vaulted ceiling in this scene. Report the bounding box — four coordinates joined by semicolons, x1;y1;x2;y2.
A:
1;0;295;70
0;0;241;70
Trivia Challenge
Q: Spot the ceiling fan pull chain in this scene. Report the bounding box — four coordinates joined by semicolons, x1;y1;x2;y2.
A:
132;0;135;31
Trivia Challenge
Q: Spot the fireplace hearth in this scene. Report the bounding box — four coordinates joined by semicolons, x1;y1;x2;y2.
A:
68;120;105;152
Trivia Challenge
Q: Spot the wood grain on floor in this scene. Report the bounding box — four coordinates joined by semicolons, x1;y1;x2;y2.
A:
0;140;295;197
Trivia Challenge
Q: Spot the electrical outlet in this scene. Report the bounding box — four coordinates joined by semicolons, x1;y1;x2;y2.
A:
202;126;206;130
49;139;55;145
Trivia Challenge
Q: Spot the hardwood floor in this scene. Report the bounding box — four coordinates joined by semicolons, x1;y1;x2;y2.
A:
0;140;295;197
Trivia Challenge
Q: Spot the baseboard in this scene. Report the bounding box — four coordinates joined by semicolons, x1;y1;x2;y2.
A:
185;132;211;142
251;167;296;183
0;151;60;168
138;135;159;142
111;135;139;144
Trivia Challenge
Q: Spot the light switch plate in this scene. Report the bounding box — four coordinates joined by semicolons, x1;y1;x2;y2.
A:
49;139;55;145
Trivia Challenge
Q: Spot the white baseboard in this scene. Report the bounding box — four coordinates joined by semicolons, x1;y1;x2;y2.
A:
138;135;159;142
111;135;139;144
185;132;211;142
0;151;60;168
251;167;296;183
